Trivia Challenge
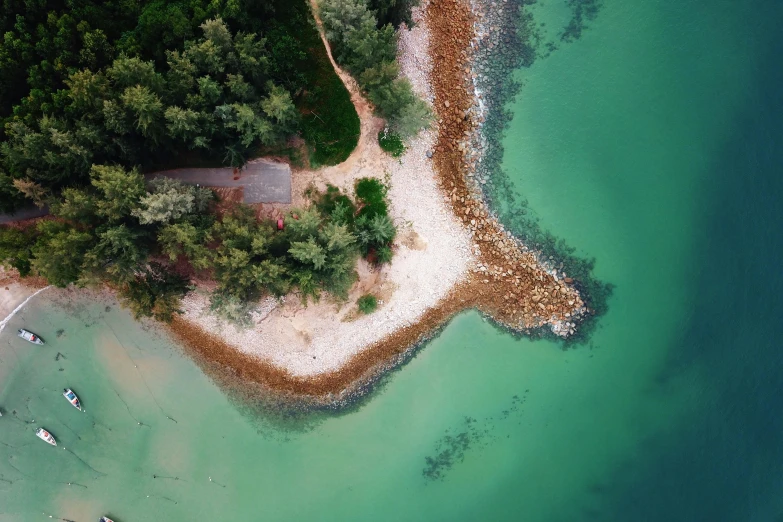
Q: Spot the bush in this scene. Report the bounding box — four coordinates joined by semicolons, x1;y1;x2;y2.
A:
355;177;388;218
118;263;189;322
357;294;378;314
209;292;257;328
378;128;405;157
320;0;429;139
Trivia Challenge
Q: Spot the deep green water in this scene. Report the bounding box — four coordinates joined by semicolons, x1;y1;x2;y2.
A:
2;0;783;520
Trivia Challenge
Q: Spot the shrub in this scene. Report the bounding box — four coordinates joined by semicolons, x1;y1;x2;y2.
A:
209;292;257;328
355;177;388;218
118;263;189;322
376;244;393;264
378;128;405;157
357;294;378;314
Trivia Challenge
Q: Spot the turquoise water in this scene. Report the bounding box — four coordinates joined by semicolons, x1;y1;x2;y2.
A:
2;0;783;519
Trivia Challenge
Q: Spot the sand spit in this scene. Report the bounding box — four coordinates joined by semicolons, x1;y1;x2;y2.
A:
166;0;587;403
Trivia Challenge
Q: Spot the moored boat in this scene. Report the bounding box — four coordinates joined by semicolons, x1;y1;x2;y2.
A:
35;428;57;446
17;328;44;345
63;388;82;411
99;517;116;522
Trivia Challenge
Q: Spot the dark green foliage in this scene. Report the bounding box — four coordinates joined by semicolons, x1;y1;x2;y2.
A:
322;177;397;263
30;220;95;287
357;293;377;314
355;177;388;218
0;0;360;213
118;262;189;322
369;0;419;28
378;128;405;157
0;226;36;276
271;0;359;166
204;202;359;305
315;185;357;226
320;0;431;137
0;173;25;213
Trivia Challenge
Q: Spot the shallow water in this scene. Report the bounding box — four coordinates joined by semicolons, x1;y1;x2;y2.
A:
2;0;783;520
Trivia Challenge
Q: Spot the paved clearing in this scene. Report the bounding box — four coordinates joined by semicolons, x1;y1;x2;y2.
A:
152;159;292;203
0;205;48;224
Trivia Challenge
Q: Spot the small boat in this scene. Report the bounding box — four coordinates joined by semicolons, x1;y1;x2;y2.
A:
35;427;57;446
63;388;82;411
99;517;116;522
17;328;44;345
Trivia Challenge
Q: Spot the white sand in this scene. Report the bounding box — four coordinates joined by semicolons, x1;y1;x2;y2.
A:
0;267;51;332
180;5;475;378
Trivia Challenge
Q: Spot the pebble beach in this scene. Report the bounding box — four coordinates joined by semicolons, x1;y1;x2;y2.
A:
169;0;587;401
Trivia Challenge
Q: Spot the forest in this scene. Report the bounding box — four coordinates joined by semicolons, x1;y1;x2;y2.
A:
0;0;419;322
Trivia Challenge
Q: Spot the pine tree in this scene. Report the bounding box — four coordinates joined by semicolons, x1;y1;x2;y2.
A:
289;237;327;270
31;221;94;287
90;164;145;222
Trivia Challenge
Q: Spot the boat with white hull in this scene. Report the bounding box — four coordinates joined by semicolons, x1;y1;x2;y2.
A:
35;428;56;446
18;328;44;345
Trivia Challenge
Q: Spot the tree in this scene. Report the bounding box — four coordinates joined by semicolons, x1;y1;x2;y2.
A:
343;21;396;75
31;221;94;287
233;32;269;82
289;237;327;270
0;173;24;213
118;262;189;322
90;165;145;222
53;187;98;224
285;208;321;241
390;95;431;138
164;106;201;141
12;179;50;208
261;83;298;129
65;69;109;112
158;222;213;269
121;85;164;138
85;225;147;283
320;0;374;53
0;226;36;276
107;55;162;91
369;0;419;28
132;178;211;225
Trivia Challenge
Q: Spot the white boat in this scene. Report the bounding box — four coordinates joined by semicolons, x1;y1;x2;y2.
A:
99;517;116;522
35;428;56;446
63;388;82;411
17;328;44;345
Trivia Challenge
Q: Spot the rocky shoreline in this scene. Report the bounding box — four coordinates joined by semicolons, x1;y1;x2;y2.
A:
426;0;586;335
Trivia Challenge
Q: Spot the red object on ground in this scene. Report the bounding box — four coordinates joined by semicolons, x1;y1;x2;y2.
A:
277;219;284;231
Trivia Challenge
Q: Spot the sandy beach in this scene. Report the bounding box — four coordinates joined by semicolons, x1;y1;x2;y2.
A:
0;268;50;331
